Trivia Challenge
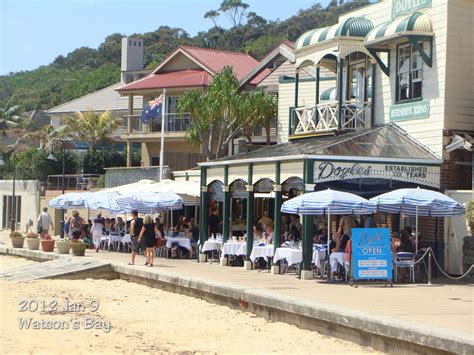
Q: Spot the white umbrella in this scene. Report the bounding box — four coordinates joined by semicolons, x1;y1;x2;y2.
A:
369;187;465;253
49;192;93;209
281;188;375;254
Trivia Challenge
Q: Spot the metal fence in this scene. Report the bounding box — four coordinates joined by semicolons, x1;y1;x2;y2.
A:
104;166;172;188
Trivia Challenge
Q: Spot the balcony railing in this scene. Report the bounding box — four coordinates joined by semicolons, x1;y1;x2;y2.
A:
290;101;371;136
122;113;191;134
47;174;102;191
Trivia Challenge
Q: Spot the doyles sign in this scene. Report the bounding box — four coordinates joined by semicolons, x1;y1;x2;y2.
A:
392;0;432;19
390;100;430;122
352;228;392;281
314;161;440;188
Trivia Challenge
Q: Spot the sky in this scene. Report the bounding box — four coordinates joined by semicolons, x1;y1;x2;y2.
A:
0;0;330;75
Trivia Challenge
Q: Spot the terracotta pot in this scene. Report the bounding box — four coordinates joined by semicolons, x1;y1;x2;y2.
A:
41;239;55;252
70;243;86;256
26;238;40;250
56;241;70;254
11;237;25;248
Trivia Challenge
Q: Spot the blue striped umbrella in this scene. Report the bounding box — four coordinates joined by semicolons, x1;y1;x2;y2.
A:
369;187;465;253
49;192;93;209
84;191;120;210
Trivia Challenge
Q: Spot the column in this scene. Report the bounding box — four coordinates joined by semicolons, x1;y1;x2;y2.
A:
271;161;282;275
315;67;320;125
222;166;230;242
370;63;376;128
294;70;300;109
126;94;134;167
244;163;254;270
301;159;315;280
337;58;344;131
198;167;208;263
126;141;132;167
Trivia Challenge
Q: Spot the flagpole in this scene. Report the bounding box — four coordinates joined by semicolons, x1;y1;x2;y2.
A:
159;89;166;181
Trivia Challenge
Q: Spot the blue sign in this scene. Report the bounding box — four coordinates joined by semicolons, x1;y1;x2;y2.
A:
352;228;392;281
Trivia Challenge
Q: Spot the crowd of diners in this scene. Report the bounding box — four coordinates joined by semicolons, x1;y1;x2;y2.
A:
60;208;422;279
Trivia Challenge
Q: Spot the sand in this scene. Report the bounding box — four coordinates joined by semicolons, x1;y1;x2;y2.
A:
0;256;379;354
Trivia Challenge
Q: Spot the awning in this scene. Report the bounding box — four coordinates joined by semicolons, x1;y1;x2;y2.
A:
364;12;433;47
320;87;336;101
295;17;374;50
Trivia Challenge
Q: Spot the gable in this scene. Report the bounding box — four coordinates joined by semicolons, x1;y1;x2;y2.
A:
157;51;204;73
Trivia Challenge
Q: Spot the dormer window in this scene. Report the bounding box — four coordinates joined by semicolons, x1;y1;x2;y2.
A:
397;42;423;102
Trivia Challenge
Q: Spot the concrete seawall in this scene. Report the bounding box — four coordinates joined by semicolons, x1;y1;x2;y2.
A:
1;246;472;354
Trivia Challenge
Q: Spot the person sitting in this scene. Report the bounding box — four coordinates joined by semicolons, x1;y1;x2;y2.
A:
289;224;300;242
110;218;116;233
253;224;263;241
262;224;274;244
104;218;112;235
186;219;199;257
397;230;413;253
116;217;126;235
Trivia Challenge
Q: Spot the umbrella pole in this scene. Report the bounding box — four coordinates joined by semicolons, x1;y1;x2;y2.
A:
415;205;419;255
327;209;331;280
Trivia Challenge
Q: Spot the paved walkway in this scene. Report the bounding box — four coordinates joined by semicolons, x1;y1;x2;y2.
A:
1;233;472;337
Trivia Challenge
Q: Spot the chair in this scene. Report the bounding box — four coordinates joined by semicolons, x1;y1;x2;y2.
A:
394;252;415;283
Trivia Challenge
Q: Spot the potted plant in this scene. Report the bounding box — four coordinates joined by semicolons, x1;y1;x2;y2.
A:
10;231;25;248
25;232;40;250
56;237;71;254
70;239;87;256
40;234;55;252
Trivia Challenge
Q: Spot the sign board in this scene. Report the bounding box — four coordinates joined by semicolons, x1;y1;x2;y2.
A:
352;228;392;281
314;161;440;188
390;100;430;122
392;0;432;19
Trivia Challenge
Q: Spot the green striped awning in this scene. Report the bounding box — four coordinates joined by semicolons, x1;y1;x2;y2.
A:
320;87;336;101
365;12;433;46
295;17;374;50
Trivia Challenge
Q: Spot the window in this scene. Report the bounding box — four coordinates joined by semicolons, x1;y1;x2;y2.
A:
397;42;423;102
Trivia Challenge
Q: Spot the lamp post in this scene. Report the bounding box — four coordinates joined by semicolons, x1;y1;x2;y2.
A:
48;139;66;238
1;150;17;231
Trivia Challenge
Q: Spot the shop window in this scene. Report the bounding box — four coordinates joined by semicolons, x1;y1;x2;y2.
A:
397;42;423;102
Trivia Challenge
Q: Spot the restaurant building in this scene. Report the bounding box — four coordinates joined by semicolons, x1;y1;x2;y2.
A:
197;0;473;277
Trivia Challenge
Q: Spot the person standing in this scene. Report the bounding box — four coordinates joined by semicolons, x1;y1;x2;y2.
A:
37;207;53;238
138;214;156;267
128;210;143;266
68;210;84;240
91;213;105;252
208;208;221;238
364;213;376;228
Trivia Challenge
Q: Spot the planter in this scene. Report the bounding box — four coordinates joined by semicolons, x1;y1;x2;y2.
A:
41;239;55;252
70;243;87;256
56;241;70;254
11;236;25;248
26;238;40;250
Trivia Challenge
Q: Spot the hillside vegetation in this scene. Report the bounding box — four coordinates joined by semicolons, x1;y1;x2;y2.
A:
0;0;370;112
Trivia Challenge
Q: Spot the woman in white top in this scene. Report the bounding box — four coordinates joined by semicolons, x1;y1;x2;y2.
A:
91;213;105;252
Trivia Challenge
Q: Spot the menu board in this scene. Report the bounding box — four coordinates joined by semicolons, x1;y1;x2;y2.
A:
352;228;392;281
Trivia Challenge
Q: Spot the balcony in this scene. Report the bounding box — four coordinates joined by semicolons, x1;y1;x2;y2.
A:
290;101;371;137
47;174;102;191
121;113;192;134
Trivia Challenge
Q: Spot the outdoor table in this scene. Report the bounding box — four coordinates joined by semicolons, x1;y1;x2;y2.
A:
329;252;347;272
121;234;132;252
108;233;122;251
221;241;246;256
165;236;192;251
273;247;302;267
201;239;223;252
312;246;327;269
249;244;274;262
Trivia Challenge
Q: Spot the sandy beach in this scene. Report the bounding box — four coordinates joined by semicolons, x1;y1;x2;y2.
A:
0;255;379;354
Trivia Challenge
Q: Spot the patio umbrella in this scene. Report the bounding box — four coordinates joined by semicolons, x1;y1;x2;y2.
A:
369;187;465;253
49;192;93;209
281;188;375;253
113;190;183;214
84;191;120;210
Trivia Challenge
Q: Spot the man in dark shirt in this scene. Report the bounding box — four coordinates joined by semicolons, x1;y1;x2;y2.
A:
129;210;143;265
208;208;221;237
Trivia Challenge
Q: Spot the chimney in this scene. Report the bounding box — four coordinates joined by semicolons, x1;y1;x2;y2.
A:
121;37;144;83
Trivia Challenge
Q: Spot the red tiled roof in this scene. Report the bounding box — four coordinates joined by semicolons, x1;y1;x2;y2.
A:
177;46;260;81
117;70;212;92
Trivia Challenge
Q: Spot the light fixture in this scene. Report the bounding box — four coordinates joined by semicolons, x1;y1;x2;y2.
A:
47;153;58;162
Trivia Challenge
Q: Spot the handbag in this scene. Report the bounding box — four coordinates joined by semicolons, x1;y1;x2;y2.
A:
37;215;43;234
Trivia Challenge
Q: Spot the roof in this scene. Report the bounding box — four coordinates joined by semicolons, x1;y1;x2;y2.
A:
365;12;433;46
295;17;374;50
116;70;212;92
118;46;262;93
47;82;144;114
200;124;441;166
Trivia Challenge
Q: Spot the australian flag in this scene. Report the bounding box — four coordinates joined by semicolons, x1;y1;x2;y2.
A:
140;95;163;124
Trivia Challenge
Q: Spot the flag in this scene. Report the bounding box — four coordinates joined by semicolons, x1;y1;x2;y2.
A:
140;95;163;124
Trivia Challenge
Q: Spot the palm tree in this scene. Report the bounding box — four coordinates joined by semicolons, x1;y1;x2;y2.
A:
63;109;121;150
0;98;20;137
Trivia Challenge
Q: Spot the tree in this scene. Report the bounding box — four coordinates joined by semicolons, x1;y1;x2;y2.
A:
0;97;20;137
178;67;276;160
219;0;249;27
204;10;220;27
63;109;121;150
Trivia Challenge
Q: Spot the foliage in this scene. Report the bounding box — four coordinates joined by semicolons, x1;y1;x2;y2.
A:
466;200;474;235
63;109;120;150
82;149;126;174
26;232;39;239
10;231;23;238
178;67;276;160
95;175;105;188
0;97;20;137
0;1;371;112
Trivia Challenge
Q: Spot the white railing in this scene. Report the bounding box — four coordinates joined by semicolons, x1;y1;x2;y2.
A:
121;113;191;134
292;101;371;135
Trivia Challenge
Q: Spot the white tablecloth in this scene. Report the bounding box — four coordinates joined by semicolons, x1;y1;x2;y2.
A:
222;242;246;256
165;237;192;251
330;252;347;272
312;249;327;269
250;245;274;262
122;234;132;244
273;248;302;266
201;239;223;252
